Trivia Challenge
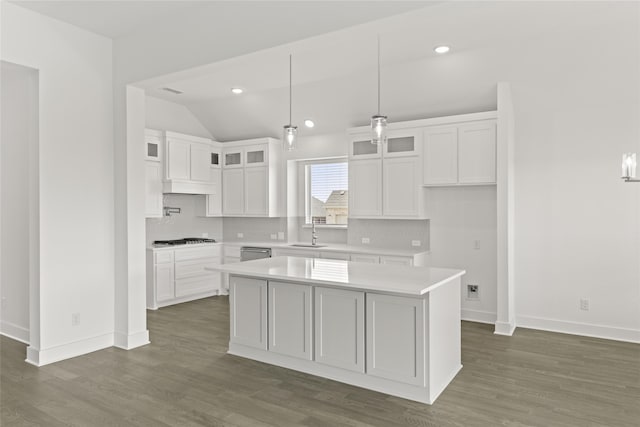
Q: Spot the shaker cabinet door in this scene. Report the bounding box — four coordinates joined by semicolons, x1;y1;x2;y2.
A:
230;277;267;350
268;281;313;360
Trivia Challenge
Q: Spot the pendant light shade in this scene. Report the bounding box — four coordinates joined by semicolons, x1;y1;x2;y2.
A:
371;35;387;145
283;54;297;151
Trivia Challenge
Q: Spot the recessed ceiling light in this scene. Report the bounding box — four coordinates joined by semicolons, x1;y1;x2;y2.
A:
231;87;244;95
434;46;450;54
304;119;315;128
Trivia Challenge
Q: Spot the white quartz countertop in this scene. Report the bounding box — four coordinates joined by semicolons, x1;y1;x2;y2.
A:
221;241;429;257
208;256;464;296
147;242;221;251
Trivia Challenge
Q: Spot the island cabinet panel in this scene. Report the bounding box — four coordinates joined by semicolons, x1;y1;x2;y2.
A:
268;281;313;360
366;293;426;386
314;287;365;373
230;277;268;350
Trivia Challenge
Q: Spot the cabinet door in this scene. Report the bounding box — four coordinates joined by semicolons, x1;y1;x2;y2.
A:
244;144;268;167
175;275;219;298
349;134;381;159
145;135;161;161
384;129;421;158
210;148;221;169
155;263;175;302
348;159;382;217
315;287;364;372
222;169;244;215
206;169;222;216
230;276;267;350
423;127;458;185
350;254;379;263
145;161;163;218
244;166;268;215
366;293;425;386
166;138;191;180
223;149;243;168
380;256;413;266
383;157;420;217
190;142;212;182
458;122;496;184
268;281;313;360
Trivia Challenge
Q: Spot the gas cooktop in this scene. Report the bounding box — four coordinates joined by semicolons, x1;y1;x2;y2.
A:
153;238;217;246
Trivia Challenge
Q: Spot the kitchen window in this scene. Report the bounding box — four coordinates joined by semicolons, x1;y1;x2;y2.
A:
303;159;348;226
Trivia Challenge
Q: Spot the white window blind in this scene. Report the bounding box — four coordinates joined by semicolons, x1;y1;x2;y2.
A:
306;161;348;225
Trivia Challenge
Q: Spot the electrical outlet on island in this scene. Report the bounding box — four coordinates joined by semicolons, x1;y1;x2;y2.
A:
361;237;370;244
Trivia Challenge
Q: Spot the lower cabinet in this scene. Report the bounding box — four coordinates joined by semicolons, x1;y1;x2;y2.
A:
366;293;425;386
230;276;268;350
155;263;175;302
315;287;365;372
268;281;313;360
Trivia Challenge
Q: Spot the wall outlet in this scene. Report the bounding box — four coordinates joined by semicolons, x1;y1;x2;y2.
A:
466;284;479;300
237;232;244;239
580;298;590;311
278;232;285;241
411;240;421;247
361;237;370;244
201;232;209;238
474;240;481;250
71;313;80;326
270;233;277;240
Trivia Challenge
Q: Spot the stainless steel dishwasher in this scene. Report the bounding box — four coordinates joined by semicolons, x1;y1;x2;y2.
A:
240;246;272;261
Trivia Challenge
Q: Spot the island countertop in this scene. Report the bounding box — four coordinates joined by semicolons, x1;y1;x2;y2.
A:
208;256;465;296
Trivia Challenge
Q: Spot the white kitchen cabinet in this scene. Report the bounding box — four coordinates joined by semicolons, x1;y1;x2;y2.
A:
349;134;381;159
384;129;421;158
272;248;320;258
423;120;496;186
230;276;268;350
458;122;496;184
163;131;217;194
223;148;243;168
222;168;244;215
146;245;222;309
382;156;421;217
314;287;364;372
244;144;268;167
244;166;268;215
423;126;458;185
145;161;163;218
348;159;382;217
268;281;313;360
366;293;425;386
350;254;380;263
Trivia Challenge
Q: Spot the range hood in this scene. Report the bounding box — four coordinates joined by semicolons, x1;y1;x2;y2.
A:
163;179;216;195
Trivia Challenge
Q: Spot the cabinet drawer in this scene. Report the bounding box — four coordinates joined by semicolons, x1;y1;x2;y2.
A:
175;275;220;298
174;245;221;261
319;252;350;261
175;259;220;280
380;256;413;266
224;245;241;258
350;254;380;263
154;251;174;264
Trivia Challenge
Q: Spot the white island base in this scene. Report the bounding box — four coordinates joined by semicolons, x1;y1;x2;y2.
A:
214;257;465;404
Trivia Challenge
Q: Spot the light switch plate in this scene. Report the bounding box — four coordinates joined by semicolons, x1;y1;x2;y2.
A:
361;237;370;244
411;240;421;247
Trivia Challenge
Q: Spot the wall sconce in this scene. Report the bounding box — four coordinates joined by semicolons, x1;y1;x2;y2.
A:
622;153;639;182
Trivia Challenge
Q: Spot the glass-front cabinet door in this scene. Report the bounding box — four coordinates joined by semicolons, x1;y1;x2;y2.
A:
210;148;221;169
349;133;381;159
244;144;268;167
223;149;243;168
383;129;421;158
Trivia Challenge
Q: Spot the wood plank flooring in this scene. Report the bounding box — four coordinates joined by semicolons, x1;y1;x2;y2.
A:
1;296;639;426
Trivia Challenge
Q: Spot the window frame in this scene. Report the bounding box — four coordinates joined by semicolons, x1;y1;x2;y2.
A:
298;157;348;228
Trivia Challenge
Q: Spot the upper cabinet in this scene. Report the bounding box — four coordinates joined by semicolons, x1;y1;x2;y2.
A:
144;129;164;218
423;120;496;186
163;131;217;194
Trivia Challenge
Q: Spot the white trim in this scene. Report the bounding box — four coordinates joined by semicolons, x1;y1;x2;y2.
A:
114;329;150;350
461;309;496;325
494;320;517;336
25;333;114;367
347;111;498;135
1;321;29;344
516;315;640;344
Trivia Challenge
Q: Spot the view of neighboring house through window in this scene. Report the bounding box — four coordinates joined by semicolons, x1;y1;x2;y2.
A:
306;160;348;225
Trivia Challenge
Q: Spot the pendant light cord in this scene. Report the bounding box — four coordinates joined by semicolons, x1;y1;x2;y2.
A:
377;35;381;115
289;54;292;126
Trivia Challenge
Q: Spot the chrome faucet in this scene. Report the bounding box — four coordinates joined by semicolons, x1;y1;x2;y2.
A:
311;221;318;246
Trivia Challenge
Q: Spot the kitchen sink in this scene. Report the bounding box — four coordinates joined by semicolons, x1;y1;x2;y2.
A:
289;244;327;248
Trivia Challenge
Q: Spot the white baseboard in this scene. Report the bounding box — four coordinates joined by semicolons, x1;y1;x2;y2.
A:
494;319;516;336
1;320;29;344
516;315;640;344
25;333;114;367
461;309;496;325
114;329;150;350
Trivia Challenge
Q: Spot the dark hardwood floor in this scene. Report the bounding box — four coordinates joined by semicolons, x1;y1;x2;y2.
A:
2;296;639;426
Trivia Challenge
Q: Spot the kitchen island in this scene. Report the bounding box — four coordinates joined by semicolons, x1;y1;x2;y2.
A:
209;256;465;404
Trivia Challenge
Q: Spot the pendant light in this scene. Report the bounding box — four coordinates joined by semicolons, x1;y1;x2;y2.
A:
622;152;639;182
283;54;298;151
371;35;387;145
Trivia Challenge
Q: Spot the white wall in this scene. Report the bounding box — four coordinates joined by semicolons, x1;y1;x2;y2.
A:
145;96;212;139
1;3;116;364
0;62;37;343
